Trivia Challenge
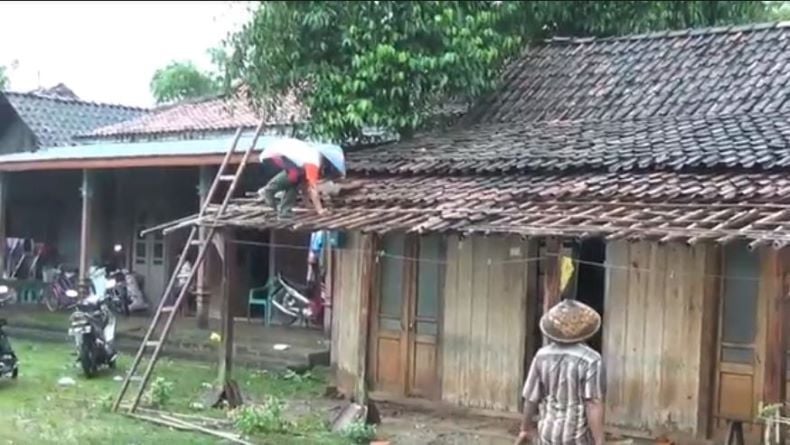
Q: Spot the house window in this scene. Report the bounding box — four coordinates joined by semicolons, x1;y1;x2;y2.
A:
378;234;405;332
720;243;760;364
415;236;444;336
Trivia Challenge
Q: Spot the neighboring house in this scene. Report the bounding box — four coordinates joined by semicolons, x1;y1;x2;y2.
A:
0;86;309;317
0;85;148;276
158;22;790;443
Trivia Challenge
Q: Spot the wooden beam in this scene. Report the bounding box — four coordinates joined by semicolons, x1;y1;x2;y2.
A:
0;172;7;278
196;166;212;330
761;247;788;422
79;169;94;295
354;234;375;404
0;153;255;172
217;229;236;385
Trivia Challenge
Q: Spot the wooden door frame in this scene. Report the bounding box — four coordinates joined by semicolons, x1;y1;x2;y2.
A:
711;246;784;441
366;234;444;401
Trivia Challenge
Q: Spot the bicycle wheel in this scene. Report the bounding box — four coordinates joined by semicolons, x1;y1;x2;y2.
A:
43;286;59;312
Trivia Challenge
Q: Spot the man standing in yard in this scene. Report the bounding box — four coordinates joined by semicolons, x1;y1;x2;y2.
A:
515;299;606;445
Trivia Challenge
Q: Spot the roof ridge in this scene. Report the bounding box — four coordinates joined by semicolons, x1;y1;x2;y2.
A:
2;90;150;112
542;20;789;45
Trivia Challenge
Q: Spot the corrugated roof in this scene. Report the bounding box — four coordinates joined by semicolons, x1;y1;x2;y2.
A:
0;131;303;164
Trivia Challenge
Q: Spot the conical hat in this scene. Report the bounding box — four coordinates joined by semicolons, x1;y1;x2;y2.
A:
540;299;601;344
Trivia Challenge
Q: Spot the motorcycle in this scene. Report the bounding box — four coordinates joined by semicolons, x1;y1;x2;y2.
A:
68;267;122;378
0;285;18;379
105;269;130;316
270;273;327;327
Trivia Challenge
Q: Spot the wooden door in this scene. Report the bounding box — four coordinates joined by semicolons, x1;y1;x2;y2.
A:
714;244;761;431
133;211;167;304
370;234;407;394
369;235;442;399
408;236;442;398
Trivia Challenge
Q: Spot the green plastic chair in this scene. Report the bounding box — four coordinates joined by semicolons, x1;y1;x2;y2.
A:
247;276;284;325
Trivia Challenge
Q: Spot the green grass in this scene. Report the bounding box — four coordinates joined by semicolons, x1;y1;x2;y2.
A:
0;340;350;445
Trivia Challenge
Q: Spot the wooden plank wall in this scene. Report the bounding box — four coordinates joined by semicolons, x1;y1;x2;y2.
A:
330;232;372;397
441;235;533;413
604;241;719;438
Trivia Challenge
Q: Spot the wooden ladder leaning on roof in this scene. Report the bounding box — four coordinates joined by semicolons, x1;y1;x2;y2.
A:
111;119;267;414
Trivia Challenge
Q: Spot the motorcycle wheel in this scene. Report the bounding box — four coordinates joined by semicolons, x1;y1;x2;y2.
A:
271;296;300;326
79;339;98;378
11;367;17;379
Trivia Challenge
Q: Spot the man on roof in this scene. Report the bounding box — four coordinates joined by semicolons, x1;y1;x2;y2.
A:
257;137;328;219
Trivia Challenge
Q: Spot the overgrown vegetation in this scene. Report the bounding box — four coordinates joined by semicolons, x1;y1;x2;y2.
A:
340;420;378;444
230;396;293;435
147;376;175;408
0;341;342;444
0;65;7;91
224;1;771;142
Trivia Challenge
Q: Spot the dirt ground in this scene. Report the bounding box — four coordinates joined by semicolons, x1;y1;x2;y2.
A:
289;397;519;445
374;403;518;445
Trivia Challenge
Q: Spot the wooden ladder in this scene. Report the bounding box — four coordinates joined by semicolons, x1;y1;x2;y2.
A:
112;120;266;413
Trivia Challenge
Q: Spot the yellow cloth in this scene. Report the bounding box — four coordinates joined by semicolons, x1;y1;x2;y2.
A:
560;255;575;292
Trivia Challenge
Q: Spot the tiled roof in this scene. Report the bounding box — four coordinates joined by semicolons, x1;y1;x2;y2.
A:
163;171;790;248
349;113;790;174
83;89;308;140
3;91;147;147
466;22;790;125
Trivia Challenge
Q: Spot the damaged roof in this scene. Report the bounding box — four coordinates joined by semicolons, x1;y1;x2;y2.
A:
158;22;790;246
169;171;790;248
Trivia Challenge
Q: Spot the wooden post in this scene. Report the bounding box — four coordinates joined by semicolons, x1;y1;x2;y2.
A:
266;230;276;326
217;229;235;385
0;172;7;279
354;234;375;405
79;169;94;296
323;235;333;338
196;166;211;329
543;237;561;313
762;247;788;435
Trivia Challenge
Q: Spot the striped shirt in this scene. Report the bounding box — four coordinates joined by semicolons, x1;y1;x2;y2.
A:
522;342;606;445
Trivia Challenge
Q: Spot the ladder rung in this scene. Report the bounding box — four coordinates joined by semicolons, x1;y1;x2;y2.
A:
189;239;204;246
219;174;236;181
161;306;176;313
145;341;160;348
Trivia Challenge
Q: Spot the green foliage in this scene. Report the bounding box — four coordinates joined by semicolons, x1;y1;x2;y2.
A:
225;1;768;141
765;1;790;20
146;377;175;408
149;60;221;104
0;65;7;91
340;420;377;444
230;397;294;435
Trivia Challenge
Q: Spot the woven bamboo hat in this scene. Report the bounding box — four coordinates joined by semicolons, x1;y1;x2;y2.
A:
540;299;601;344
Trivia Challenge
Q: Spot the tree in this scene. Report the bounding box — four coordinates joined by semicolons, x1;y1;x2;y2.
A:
149;61;221;104
226;1;769;141
0;65;7;91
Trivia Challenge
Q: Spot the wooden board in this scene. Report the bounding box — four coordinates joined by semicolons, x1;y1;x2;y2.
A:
330;232;373;398
440;235;533;412
603;241;719;438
